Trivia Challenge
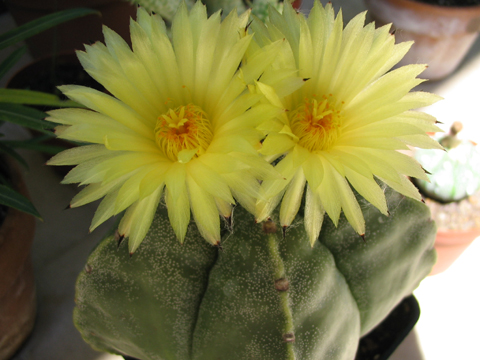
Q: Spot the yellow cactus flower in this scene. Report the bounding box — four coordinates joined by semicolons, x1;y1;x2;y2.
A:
47;2;284;253
252;1;443;246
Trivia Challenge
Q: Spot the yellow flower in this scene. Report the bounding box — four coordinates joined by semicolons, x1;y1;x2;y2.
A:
251;1;443;246
47;2;283;253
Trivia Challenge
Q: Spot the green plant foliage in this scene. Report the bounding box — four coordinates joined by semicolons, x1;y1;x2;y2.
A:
0;8;99;50
0;7;96;217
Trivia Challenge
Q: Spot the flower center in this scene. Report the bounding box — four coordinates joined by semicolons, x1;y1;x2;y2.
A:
290;95;342;152
154;104;213;162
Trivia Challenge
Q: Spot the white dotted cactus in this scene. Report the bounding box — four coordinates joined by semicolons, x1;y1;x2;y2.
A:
414;121;480;203
73;186;436;360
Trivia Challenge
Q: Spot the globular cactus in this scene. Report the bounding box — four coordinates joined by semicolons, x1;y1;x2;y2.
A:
128;0;285;23
414;121;480;203
73;186;436;360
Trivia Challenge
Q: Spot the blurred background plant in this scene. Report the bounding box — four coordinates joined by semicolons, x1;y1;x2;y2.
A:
0;8;96;219
128;0;292;23
414;121;480;203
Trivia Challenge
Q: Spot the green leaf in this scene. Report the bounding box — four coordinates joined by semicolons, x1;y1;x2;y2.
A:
0;47;26;80
0;183;41;219
2;138;67;155
0;103;55;133
0;143;28;169
0;89;82;108
0;8;100;50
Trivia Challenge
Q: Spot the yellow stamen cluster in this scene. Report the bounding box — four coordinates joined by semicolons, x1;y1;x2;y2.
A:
154;104;213;161
290;95;342;152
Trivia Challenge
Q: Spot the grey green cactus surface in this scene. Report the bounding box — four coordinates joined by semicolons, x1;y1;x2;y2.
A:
74;186;436;360
414;122;480;203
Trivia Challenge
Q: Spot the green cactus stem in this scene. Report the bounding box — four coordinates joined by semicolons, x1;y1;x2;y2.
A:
74;186;436;360
414;121;480;203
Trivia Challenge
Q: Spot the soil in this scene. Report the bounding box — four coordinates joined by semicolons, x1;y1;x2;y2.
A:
423;190;480;231
414;0;480;6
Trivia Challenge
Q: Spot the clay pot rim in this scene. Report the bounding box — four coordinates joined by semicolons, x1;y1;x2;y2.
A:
435;227;480;246
370;0;480;13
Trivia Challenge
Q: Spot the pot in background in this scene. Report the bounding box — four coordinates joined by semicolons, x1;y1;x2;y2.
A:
364;0;480;80
0;159;36;360
431;227;480;275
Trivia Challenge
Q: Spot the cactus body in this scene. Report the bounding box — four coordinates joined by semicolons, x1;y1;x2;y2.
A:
74;186;436;360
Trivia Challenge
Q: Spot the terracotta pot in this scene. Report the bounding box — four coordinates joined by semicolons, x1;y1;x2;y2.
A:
0;160;37;360
364;0;480;80
5;0;137;59
430;228;480;275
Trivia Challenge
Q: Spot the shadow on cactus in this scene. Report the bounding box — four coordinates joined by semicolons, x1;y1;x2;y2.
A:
45;1;440;359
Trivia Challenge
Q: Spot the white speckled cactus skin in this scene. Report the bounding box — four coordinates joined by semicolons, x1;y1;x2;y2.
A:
74;186;436;360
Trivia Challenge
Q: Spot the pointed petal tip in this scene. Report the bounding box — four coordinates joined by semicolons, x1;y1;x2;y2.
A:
421;167;432;175
115;230;125;248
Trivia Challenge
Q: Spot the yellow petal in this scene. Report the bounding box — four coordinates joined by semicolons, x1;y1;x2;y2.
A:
47;145;109;166
128;187;163;253
187;159;235;204
333;168;365;236
302;153;325;190
279;168;306;227
260;133;296;157
90;188;119;232
165;184;190;243
344;167;388;216
304;184;325;247
165;162;187;200
317;157;342;226
186;175;220;245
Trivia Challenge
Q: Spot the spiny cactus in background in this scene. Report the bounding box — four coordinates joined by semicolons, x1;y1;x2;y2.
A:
128;0;285;22
126;0;195;22
414;121;480;203
74;186;436;360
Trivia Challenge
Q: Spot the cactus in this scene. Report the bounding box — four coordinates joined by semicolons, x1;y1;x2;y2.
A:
127;0;285;23
414;121;480;203
73;185;436;360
